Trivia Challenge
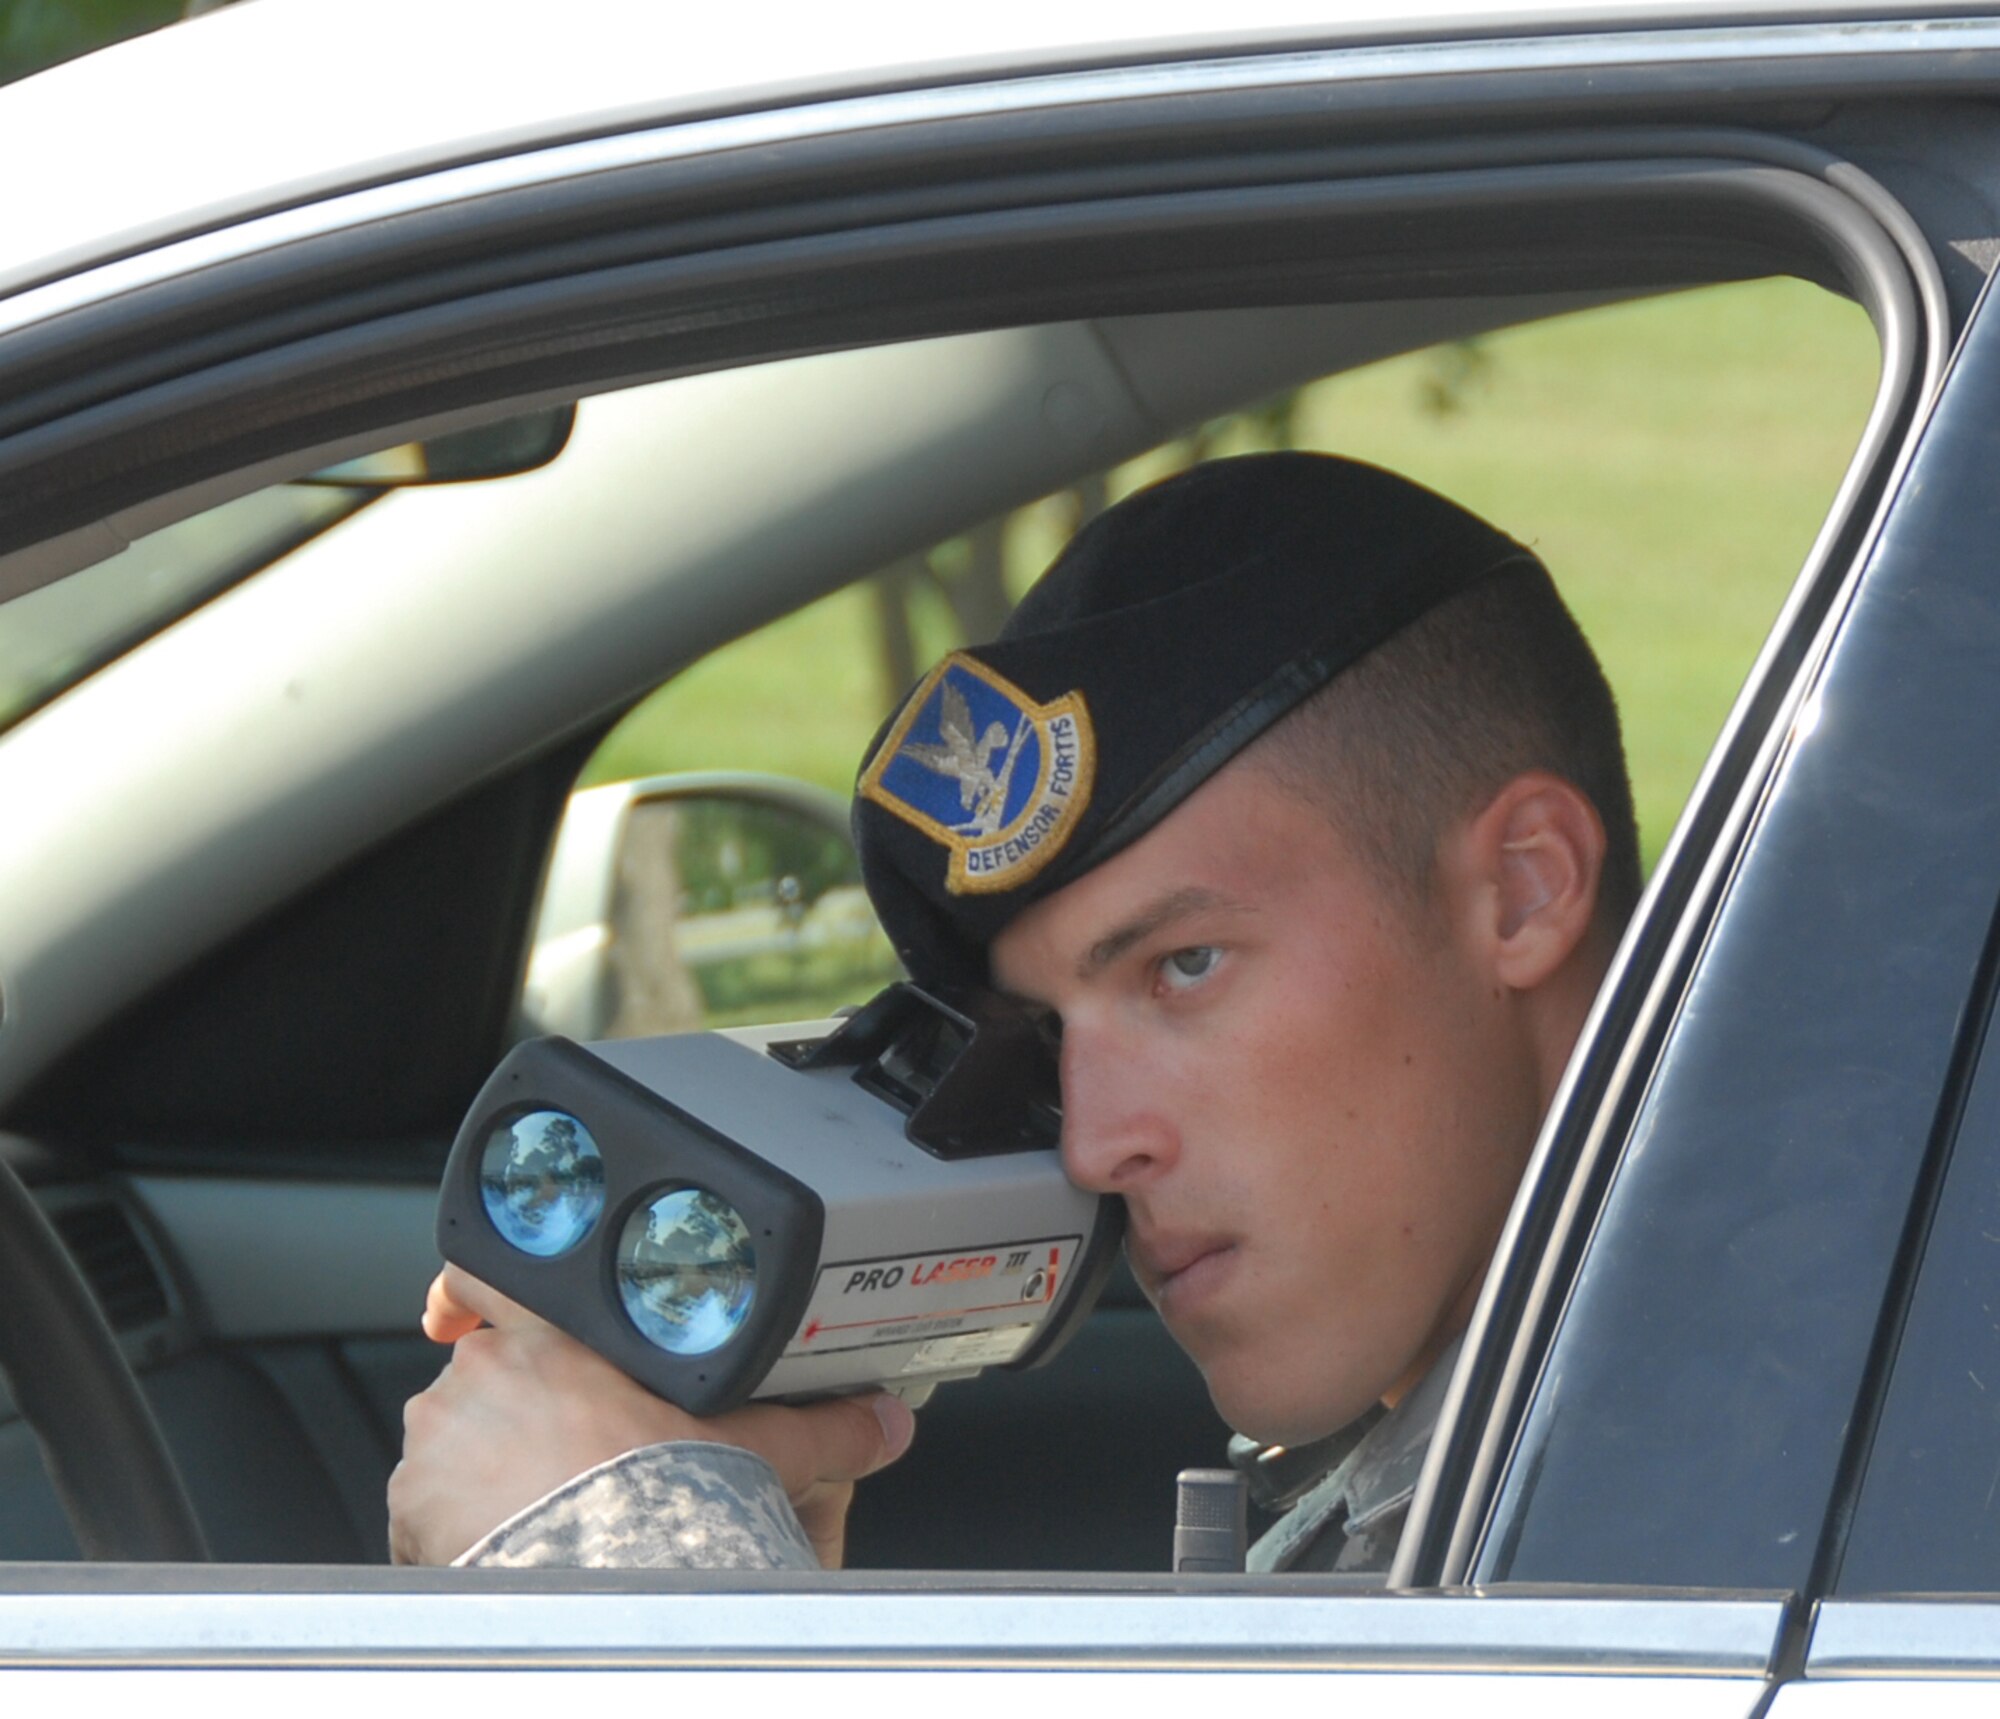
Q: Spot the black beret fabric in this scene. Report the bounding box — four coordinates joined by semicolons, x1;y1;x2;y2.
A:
853;452;1538;983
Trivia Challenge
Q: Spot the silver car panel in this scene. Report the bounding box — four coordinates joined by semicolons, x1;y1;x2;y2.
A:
0;1586;1783;1670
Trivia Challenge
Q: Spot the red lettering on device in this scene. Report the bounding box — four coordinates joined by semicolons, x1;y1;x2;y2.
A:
911;1255;998;1287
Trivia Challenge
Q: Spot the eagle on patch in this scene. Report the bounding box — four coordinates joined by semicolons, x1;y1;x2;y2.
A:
903;681;1026;837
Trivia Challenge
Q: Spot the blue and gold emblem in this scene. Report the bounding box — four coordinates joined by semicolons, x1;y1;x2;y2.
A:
861;654;1095;894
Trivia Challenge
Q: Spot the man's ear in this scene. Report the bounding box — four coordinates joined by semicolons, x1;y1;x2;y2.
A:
1459;772;1607;991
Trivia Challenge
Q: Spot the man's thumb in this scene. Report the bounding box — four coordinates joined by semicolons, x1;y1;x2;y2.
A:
797;1390;916;1479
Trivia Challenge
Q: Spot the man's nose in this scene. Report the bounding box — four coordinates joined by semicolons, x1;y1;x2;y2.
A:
1057;1029;1178;1192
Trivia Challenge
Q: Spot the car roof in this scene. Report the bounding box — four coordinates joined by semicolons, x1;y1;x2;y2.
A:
0;0;1966;305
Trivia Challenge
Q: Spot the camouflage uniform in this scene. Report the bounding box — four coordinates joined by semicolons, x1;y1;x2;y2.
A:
460;1346;1457;1574
1245;1336;1460;1575
459;1441;815;1570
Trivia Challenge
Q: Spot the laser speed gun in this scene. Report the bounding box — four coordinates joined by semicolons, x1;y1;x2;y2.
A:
436;983;1122;1416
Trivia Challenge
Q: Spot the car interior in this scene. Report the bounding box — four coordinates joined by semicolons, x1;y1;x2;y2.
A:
0;124;1917;1570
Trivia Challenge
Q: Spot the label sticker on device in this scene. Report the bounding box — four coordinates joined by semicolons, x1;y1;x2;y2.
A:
902;1325;1036;1372
784;1236;1080;1358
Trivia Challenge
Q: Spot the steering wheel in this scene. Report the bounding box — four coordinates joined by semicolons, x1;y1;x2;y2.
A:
0;1150;208;1560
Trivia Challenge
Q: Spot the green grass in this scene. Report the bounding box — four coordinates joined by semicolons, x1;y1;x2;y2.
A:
584;278;1881;874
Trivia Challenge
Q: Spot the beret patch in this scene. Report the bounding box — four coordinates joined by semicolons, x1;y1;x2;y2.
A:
858;652;1096;894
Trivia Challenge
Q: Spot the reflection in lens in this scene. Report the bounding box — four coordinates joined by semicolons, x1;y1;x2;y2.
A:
617;1187;757;1356
479;1110;605;1257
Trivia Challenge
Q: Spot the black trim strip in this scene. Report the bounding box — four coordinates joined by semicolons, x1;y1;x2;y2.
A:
0;151;1890;559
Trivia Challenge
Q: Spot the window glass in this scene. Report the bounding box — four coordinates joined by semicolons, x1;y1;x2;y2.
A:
0;404;574;737
0;483;374;734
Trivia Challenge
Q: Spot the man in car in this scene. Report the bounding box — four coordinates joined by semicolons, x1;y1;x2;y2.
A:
389;451;1638;1574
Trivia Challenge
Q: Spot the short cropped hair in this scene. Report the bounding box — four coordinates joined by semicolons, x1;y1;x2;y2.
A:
1247;561;1642;935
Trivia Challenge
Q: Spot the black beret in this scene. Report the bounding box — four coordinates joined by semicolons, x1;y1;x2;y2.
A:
853;451;1539;983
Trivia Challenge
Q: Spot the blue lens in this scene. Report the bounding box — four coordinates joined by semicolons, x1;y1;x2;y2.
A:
617;1187;757;1356
478;1109;605;1257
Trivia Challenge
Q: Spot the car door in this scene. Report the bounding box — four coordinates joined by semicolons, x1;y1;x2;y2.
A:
4;8;2000;1710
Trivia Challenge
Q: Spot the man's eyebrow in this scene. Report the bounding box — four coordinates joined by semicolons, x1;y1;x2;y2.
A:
1082;886;1247;977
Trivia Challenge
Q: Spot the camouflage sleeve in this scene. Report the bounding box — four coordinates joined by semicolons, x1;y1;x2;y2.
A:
456;1440;819;1570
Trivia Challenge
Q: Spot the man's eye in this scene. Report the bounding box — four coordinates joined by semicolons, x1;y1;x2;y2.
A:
1158;946;1221;991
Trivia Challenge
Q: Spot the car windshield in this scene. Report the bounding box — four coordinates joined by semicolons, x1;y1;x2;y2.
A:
0;481;375;734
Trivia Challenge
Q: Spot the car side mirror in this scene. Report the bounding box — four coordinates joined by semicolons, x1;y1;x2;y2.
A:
522;772;902;1041
299;404;575;487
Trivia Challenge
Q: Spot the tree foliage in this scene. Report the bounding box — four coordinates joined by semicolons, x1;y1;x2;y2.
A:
0;0;183;86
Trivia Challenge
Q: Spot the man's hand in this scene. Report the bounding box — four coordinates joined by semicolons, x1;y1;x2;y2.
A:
389;1264;915;1568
